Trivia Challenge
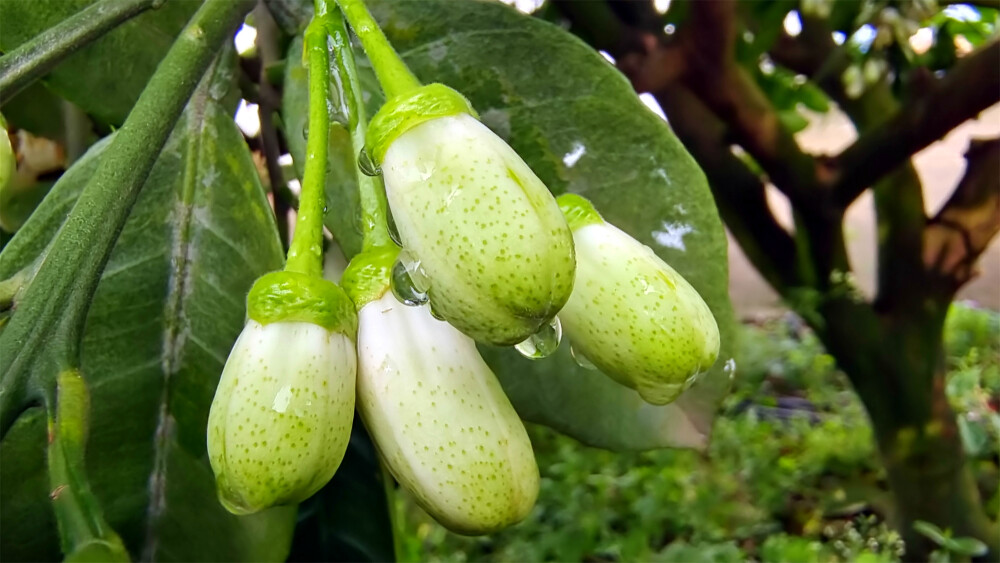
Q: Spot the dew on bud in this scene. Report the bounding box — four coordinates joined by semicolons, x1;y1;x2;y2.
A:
386;207;402;246
391;253;429;307
358;148;382;176
515;317;562;359
429;301;446;321
570;344;598;370
301;125;309;140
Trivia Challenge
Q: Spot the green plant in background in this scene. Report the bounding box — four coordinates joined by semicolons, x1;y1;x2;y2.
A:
395;305;998;563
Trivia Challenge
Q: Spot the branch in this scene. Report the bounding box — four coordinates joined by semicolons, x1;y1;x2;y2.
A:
833;40;1000;207
0;0;159;100
655;86;802;293
923;138;1000;290
681;0;824;213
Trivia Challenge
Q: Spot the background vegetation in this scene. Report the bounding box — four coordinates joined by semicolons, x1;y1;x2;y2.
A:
396;304;999;562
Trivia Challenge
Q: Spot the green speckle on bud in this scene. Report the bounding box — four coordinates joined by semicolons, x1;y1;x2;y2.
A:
382;112;576;345
366;83;478;165
556;194;720;405
247;270;357;337
357;293;539;534
340;246;399;310
207;319;356;514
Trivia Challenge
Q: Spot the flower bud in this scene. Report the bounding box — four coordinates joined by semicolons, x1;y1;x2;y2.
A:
207;271;358;514
556;194;720;405
368;84;575;345
354;285;539;534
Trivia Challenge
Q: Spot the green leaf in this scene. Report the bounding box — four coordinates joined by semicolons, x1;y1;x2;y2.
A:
0;70;294;561
0;0;200;126
913;520;950;546
298;0;735;450
947;536;988;557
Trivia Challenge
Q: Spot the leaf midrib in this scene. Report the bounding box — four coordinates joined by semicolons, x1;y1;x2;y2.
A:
140;86;210;561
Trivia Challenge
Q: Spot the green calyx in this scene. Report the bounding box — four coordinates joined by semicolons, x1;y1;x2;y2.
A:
247;271;357;337
556;193;604;231
366;83;477;165
341;245;399;310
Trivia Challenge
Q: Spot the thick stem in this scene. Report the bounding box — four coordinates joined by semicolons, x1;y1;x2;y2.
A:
0;0;160;100
329;7;392;250
0;0;254;437
334;0;421;99
48;370;129;561
816;299;999;560
284;2;334;277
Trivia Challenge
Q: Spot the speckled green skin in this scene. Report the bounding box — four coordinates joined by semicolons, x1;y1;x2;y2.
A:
558;212;720;405
357;292;539;534
207;320;356;514
381;113;575;345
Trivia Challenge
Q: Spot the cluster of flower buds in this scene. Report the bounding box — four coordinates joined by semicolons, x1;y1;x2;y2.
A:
207;0;720;535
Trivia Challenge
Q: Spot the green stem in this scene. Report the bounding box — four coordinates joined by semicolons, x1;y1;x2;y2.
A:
284;2;334;277
0;0;161;100
0;0;254;437
334;0;421;99
329;8;393;250
48;370;130;561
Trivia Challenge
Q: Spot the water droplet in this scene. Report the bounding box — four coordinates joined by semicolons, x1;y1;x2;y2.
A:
515;317;562;360
301;126;309;140
386;207;402;246
570;345;598;370
429;301;446;321
322;205;328;214
391;252;429;306
358;148;382;176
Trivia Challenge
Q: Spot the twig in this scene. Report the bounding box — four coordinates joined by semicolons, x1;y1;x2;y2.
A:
0;0;161;100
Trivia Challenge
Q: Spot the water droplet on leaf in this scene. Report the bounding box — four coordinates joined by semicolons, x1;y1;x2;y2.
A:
515;317;562;359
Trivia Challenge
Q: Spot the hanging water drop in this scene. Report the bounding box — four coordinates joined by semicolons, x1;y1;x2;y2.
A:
570;345;598;370
391;255;428;307
322;205;328;214
515;317;562;360
358;148;382;176
301;125;309;140
397;249;430;292
386;207;402;246
428;301;446;321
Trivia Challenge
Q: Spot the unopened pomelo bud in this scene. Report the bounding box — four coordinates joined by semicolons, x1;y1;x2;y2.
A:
207;271;357;514
348;254;539;533
368;84;575;345
556;194;720;405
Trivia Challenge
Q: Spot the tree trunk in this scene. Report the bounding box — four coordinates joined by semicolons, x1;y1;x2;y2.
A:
815;299;999;561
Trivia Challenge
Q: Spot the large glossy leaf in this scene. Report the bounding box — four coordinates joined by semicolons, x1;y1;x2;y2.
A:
303;0;736;450
0;0;199;126
0;65;295;561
